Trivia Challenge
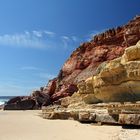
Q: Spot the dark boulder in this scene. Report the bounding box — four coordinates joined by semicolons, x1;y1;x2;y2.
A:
17;99;36;110
32;90;51;107
4;104;20;110
4;96;36;110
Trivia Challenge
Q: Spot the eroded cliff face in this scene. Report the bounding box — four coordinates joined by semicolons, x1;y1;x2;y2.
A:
40;16;140;126
41;41;140;125
49;15;140;101
75;40;140;103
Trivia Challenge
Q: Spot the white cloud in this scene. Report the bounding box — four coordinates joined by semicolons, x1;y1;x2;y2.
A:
61;36;71;49
61;36;70;41
32;30;43;37
0;33;47;49
44;30;56;37
24;31;30;36
33;30;56;38
0;30;57;49
0;30;81;50
71;36;78;42
21;66;41;71
38;73;56;79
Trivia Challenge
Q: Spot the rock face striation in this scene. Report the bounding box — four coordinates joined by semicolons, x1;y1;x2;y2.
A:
76;40;140;103
94;41;140;102
42;101;140;125
4;15;140;110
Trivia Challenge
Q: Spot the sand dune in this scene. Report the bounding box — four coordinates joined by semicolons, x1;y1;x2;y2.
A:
0;110;139;140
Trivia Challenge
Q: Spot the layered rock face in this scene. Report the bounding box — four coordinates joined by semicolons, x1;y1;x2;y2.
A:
60;16;140;82
48;15;140;102
76;40;140;103
95;43;140;102
42;102;140;125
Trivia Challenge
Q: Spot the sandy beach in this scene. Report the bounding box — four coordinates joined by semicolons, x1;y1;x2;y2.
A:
0;110;139;140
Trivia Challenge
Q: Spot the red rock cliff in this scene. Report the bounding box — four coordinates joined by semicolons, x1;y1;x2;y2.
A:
38;15;140;103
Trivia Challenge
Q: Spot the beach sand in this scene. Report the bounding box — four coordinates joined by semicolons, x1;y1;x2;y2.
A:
0;110;139;140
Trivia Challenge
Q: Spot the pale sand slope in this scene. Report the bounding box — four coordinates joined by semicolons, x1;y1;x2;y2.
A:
0;110;140;140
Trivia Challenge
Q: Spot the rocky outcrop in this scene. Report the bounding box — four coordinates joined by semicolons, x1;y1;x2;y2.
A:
4;90;51;110
51;84;78;102
59;15;140;84
95;41;140;102
44;15;140;103
31;90;51;107
42;79;57;96
4;96;36;110
42;102;140;125
41;40;140;125
75;40;140;103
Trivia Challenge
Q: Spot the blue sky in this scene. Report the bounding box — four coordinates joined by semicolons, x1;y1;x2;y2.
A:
0;0;140;96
